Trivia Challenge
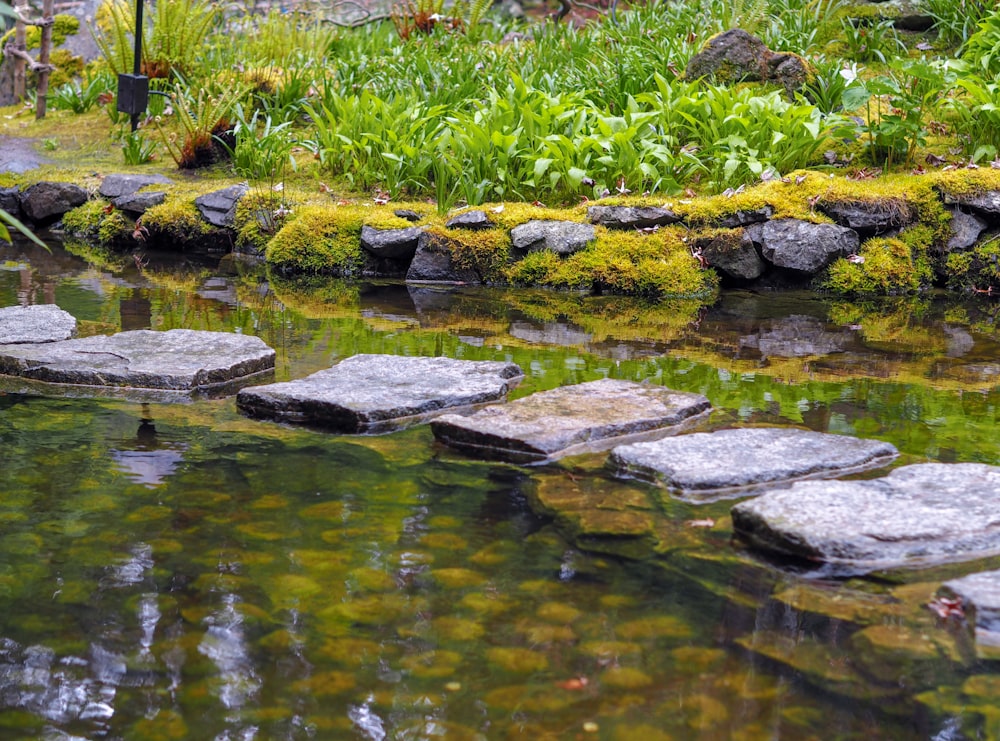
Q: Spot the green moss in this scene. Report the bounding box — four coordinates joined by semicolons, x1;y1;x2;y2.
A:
822;232;930;295
234;193;291;252
265;205;363;275
62;199;133;246
507;228;717;299
1;14;79;50
141;199;213;244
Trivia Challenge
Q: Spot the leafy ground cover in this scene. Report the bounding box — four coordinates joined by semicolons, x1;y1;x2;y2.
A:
4;0;1000;297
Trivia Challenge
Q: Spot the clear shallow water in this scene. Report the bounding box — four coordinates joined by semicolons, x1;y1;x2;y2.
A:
0;236;998;739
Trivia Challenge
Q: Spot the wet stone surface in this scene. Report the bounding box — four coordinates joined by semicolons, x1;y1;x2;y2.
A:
941;570;1000;639
0;305;76;344
0;329;275;392
732;463;1000;573
610;428;898;501
431;379;711;463
236;354;524;433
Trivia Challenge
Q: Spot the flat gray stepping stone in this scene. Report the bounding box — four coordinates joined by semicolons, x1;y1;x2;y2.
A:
610;428;898;501
0;305;76;344
732;463;1000;573
941;570;1000;643
236;354;524;433
0;329;275;391
431;379;711;464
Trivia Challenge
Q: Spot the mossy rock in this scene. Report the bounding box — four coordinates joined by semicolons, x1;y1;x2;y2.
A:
265;205;364;275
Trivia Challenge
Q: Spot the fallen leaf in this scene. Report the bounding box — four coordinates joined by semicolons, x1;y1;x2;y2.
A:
686;518;715;528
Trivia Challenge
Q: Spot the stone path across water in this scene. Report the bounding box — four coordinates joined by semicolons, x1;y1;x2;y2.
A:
0;328;275;393
610;428;899;501
0;305;76;344
732;463;1000;573
431;378;711;463
236;354;524;433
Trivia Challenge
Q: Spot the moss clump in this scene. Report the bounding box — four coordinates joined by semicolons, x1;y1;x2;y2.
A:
234;192;292;253
62;199;133;246
141;199;213;245
266;205;363;275
0;14;79;50
823;226;933;295
507;228;717;299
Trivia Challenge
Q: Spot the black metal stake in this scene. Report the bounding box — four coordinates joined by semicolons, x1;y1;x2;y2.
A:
131;0;143;132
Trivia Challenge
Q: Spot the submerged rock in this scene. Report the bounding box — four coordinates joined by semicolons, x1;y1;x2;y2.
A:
0;305;76;344
732;463;1000;572
0;328;275;391
610;428;898;501
431;379;711;463
236;354;524;433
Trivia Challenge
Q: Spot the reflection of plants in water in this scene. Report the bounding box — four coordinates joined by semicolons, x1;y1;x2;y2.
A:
62;238;129;273
266;273;361;318
828;298;947;355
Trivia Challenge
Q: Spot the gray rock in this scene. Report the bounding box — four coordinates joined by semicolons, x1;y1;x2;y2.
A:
0;186;21;219
732;463;1000;572
685;29;809;94
610;428;898;501
941;570;1000;637
406;232;481;284
818;200;914;237
445;210;494;230
0;329;275;391
99;173;173;199
754;219;859;274
717;206;773;229
360;225;423;260
702;230;765;281
114;191;166;216
236;354;524;433
941;189;1000;219
586;205;682;230
0;305;76;344
20;182;88;223
394;209;423;222
510;220;595;256
195;184;249;228
947;209;989;252
431;379;711;463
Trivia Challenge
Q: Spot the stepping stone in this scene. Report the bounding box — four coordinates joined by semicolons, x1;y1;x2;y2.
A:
0;329;275;393
431;379;711;463
236;354;524;433
941;570;1000;643
610;428;898;501
732;463;1000;573
0;305;76;344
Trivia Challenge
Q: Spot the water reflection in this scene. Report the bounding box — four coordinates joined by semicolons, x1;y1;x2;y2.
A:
0;238;998;738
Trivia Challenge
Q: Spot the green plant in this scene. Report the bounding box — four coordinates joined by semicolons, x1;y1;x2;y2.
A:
760;0;843;54
152;81;246;168
965;5;1000;76
122;131;157;164
0;209;48;250
50;71;114;113
712;0;771;34
840;17;905;63
41;138;59;151
801;59;855;114
91;0;218;79
924;0;992;52
842;58;955;167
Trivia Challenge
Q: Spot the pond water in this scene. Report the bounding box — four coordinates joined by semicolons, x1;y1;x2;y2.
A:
0;235;998;740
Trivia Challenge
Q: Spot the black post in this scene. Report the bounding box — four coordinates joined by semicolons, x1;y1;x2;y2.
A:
131;0;143;132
